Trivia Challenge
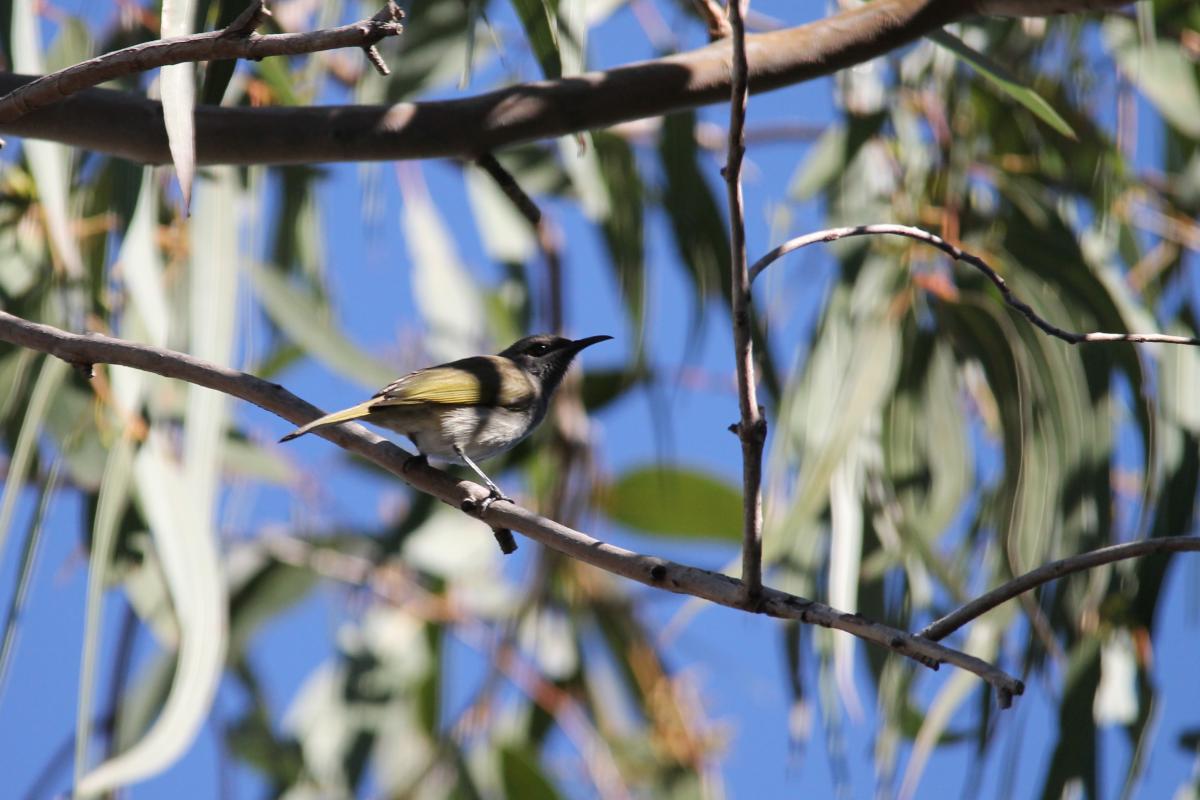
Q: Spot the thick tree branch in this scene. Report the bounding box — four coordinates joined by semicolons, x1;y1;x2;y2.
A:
724;0;765;602
0;310;1024;706
0;0;1130;165
920;537;1200;641
749;224;1200;346
0;2;404;125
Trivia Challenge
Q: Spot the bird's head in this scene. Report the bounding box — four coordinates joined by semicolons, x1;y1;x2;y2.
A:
499;334;612;396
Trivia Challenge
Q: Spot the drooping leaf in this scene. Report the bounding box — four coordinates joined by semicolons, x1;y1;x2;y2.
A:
0;357;67;562
596;465;741;541
594;132;646;342
510;0;562;79
160;0;198;210
657;111;728;306
198;0;245;105
400;164;487;362
500;745;563;800
1105;17;1200;138
929;30;1077;140
249;264;396;390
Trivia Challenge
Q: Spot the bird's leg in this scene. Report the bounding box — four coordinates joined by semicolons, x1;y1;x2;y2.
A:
403;450;428;474
453;445;513;512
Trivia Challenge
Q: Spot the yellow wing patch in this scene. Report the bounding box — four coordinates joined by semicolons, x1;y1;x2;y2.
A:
370;356;535;409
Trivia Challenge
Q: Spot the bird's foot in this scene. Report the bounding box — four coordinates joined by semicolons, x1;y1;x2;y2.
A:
461;488;513;516
403;453;429;474
478;489;514;515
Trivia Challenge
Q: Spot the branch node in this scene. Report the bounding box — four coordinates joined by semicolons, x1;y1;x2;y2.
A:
492;527;518;554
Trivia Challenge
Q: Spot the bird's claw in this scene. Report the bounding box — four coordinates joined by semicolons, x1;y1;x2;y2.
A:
478;491;514;515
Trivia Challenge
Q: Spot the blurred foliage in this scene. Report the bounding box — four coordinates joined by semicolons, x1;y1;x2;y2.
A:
0;0;1199;798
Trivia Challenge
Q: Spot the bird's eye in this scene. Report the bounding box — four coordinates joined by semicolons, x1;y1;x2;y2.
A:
528;342;551;355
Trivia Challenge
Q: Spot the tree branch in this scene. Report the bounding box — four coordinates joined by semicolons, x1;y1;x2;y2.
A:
723;0;765;603
0;310;1024;706
0;2;404;125
919;537;1200;641
748;224;1200;346
0;0;1133;165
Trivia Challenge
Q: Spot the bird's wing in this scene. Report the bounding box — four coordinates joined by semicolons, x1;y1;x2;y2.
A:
370;356;535;409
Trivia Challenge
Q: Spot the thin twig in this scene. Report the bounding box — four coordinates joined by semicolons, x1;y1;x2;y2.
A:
0;310;1025;705
0;1;404;124
748;224;1200;347
724;0;766;603
920;537;1200;642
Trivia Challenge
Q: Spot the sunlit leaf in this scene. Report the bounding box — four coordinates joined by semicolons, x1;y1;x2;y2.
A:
160;0;198;210
400;164;487;362
249;264;396;389
12;0;85;293
596;465;741;541
1105;17;1200;138
929;30;1077;140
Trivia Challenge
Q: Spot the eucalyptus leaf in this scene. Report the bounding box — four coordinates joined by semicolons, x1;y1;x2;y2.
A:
510;0;562;79
597;465;741;541
929;30;1077;140
249;263;396;389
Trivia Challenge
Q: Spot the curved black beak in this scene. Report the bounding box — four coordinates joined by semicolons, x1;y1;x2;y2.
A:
567;334;613;354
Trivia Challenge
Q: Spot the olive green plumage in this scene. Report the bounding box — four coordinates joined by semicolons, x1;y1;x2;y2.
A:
280;333;611;501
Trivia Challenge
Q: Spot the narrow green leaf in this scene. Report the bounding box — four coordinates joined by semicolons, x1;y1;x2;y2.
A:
500;745;563;800
0;356;68;564
510;0;562;79
199;0;244;105
597;465;742;541
930;29;1077;140
74;431;137;793
249;264;396;389
658;112;728;304
594;132;646;342
161;0;198;209
0;452;63;700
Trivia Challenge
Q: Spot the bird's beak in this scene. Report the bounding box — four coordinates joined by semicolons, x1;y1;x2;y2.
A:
567;334;613;354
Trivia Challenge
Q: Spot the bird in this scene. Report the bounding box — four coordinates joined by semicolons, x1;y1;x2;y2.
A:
280;333;612;509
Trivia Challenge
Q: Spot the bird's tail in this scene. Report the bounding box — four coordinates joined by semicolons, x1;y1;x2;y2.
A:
279;402;374;443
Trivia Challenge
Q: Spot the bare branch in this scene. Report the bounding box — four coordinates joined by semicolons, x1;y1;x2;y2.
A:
749;224;1200;347
0;0;1136;163
723;0;765;603
0;2;405;124
0;309;1024;705
2;0;965;165
920;537;1200;642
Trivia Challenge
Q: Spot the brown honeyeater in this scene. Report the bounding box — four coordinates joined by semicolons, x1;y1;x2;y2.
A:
280;334;611;506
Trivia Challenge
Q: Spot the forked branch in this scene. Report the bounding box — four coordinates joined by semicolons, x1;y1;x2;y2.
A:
0;1;405;125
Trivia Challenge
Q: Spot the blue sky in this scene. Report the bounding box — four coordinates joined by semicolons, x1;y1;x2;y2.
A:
2;0;1200;797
